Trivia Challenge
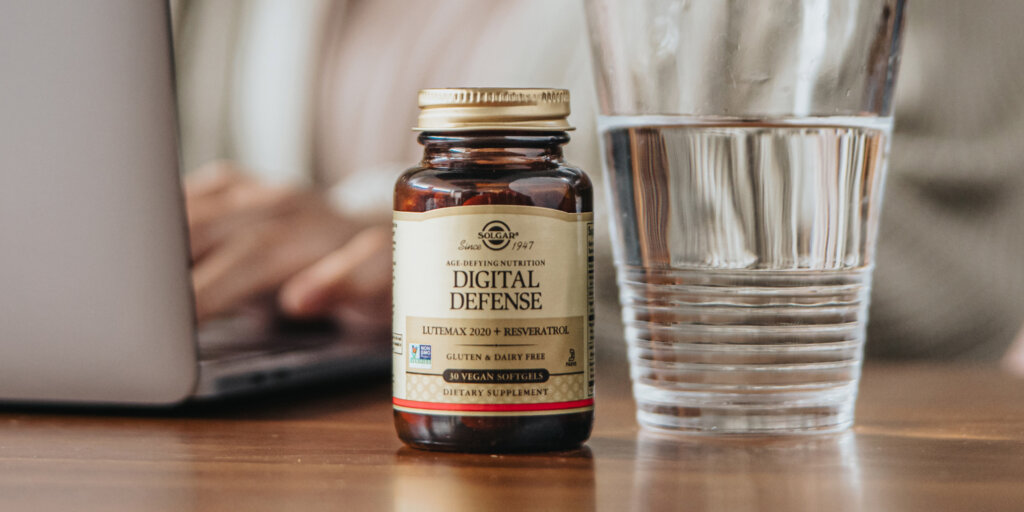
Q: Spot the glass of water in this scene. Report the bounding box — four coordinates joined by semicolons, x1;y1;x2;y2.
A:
586;0;906;433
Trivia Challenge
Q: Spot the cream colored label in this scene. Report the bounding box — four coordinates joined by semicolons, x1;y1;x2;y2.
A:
392;205;594;416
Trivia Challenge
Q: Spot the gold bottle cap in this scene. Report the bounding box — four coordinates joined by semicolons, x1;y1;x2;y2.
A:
415;88;574;132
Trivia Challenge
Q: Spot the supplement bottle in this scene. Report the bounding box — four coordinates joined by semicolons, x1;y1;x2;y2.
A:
392;88;594;452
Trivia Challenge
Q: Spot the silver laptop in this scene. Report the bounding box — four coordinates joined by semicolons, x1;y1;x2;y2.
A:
0;0;389;405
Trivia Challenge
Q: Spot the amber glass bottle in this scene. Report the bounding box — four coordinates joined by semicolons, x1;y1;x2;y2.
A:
392;89;594;452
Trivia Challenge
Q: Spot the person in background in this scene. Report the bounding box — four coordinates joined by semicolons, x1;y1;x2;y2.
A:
172;1;1024;369
172;0;598;333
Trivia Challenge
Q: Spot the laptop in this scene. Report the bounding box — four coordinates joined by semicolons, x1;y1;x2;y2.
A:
0;0;389;405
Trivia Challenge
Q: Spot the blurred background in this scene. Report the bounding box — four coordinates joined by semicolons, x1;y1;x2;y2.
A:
169;0;1024;365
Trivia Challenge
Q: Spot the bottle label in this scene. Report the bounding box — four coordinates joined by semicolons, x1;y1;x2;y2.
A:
392;205;594;416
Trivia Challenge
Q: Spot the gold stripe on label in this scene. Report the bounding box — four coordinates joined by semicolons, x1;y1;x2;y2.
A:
394;205;594;222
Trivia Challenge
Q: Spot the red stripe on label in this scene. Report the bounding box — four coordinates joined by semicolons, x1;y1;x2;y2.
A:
393;398;594;412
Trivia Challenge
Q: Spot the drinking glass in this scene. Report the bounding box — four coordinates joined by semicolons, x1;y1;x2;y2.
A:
586;0;905;433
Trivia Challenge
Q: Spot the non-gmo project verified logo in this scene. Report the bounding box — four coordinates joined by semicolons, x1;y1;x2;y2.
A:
409;344;432;369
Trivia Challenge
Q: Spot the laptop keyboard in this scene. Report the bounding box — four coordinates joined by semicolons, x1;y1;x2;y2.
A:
197;313;341;361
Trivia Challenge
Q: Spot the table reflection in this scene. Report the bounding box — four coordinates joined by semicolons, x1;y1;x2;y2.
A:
630;432;862;511
391;447;596;512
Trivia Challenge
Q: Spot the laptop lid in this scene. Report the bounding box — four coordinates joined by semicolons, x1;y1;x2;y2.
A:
0;0;198;404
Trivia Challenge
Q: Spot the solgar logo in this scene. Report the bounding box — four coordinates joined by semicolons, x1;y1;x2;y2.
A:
478;220;518;250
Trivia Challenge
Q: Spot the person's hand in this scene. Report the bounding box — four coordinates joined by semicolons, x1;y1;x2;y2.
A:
1003;323;1024;376
185;161;390;326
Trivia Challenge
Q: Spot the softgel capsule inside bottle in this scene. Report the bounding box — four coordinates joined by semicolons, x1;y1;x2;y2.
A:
392;88;594;452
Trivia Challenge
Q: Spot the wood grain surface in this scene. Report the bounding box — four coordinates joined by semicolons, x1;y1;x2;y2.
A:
1;361;1022;511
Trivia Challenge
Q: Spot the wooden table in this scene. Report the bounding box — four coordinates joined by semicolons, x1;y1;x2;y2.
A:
1;362;1022;511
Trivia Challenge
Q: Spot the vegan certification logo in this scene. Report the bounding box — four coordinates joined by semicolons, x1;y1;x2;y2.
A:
409;343;432;369
478;220;518;251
